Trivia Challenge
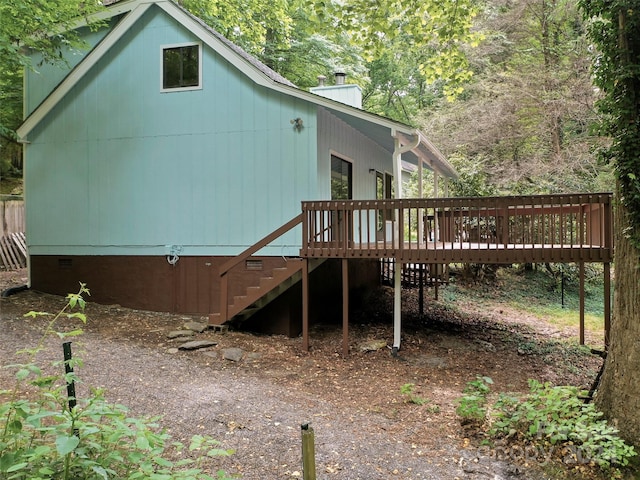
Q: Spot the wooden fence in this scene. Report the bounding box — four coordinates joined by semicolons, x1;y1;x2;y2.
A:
1;196;25;237
0;197;26;270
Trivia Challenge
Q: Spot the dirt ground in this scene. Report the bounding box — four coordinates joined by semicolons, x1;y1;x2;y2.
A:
0;269;604;479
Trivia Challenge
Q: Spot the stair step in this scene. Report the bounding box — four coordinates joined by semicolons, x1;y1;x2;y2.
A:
233;295;247;304
211;258;324;325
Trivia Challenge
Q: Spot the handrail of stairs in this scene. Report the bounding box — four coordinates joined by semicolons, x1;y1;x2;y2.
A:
218;213;304;323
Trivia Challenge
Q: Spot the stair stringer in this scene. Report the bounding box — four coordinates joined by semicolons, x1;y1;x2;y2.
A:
210;258;326;325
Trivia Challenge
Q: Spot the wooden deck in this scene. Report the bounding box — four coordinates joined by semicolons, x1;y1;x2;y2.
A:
301;193;613;264
215;193;613;354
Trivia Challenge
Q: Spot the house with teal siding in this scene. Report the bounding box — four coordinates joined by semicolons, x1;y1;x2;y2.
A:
17;0;456;335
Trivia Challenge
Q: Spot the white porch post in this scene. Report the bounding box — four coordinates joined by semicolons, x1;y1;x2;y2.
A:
392;134;403;353
393;259;403;351
391;131;419;354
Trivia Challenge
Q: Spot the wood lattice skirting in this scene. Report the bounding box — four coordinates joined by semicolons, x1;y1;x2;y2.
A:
0;232;26;270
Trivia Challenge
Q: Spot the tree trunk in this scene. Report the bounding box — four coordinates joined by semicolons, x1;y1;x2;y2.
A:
595;188;640;445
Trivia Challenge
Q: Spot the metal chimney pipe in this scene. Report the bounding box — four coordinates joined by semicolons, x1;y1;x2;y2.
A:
334;72;346;85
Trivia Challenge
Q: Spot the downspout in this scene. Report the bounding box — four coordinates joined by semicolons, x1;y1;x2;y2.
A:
20;68;31;290
390;130;421;354
18;140;30;290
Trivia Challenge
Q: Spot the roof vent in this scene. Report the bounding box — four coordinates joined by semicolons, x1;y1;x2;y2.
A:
317;75;326;87
335;72;346;85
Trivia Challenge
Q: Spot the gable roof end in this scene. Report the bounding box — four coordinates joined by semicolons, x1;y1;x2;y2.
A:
17;0;456;180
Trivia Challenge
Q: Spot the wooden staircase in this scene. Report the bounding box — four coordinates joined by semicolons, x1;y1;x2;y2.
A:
209;258;314;325
209;213;312;326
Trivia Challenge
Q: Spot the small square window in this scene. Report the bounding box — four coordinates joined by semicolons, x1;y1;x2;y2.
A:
161;43;201;91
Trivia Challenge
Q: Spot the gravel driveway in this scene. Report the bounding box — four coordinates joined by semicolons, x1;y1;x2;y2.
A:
0;272;586;479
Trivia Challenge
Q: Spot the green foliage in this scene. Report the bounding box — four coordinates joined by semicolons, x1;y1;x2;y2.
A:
363;46;426;123
497;265;607;318
272;5;368;90
455;376;636;474
0;284;234;480
309;0;483;101
0;0;103;70
0;0;104;151
420;0;608;197
446;153;499;198
180;0;292;60
579;0;640;247
455;376;493;422
399;383;428;406
490;380;636;470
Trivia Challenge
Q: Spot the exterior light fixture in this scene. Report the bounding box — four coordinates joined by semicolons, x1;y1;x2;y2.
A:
290;117;304;132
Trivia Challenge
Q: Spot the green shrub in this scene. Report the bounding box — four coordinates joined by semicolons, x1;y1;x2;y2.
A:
455;376;493;422
455;376;636;475
490;380;636;470
0;284;234;480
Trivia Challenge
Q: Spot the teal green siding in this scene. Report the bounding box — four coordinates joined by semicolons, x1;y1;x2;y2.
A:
24;22;116;116
25;6;316;256
317;108;394;200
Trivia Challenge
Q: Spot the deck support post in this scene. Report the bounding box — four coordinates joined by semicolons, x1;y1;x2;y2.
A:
418;158;424;244
604;262;611;350
579;262;585;345
393;259;402;353
418;263;424;318
342;258;349;357
302;258;309;352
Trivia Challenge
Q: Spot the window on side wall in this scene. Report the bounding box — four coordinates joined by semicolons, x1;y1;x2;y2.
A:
376;171;384;230
331;155;352;200
161;43;202;92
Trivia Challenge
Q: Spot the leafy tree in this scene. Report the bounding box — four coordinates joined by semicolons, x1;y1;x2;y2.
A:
579;0;640;446
262;4;368;89
309;0;482;101
0;0;104;170
362;38;439;124
178;0;292;59
0;65;21;176
419;0;609;195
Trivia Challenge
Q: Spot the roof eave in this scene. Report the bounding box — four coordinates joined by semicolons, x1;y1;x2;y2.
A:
17;1;153;141
17;0;453;180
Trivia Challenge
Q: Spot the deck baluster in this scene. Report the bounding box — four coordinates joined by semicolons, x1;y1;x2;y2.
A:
298;193;612;264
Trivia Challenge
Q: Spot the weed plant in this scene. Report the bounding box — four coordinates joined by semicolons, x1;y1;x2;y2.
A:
399;383;427;405
455;376;493;423
0;284;234;479
456;376;636;476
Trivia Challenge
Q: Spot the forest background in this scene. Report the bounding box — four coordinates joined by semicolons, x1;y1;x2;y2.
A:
5;0;640;448
0;0;613;198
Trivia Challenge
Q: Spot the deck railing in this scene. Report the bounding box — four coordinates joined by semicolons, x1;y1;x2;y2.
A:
301;193;613;264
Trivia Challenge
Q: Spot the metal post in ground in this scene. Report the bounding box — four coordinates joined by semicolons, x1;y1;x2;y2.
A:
62;341;77;412
63;341;80;437
301;423;316;480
